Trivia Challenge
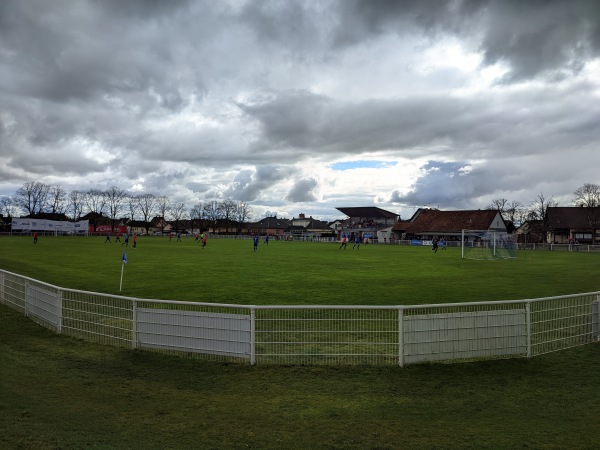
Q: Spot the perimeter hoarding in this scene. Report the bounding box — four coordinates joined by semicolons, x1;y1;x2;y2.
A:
11;218;89;234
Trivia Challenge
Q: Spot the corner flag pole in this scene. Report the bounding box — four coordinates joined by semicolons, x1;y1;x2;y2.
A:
120;252;128;291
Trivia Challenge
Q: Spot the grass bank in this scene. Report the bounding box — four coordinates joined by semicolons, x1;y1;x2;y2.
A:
1;304;599;449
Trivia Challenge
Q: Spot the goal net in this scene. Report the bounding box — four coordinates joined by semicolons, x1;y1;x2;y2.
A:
461;229;517;260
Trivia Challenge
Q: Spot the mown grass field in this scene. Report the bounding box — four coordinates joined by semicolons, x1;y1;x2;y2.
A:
1;235;599;305
1;235;600;449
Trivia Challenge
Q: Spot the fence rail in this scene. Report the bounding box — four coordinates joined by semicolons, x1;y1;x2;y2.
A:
1;269;598;366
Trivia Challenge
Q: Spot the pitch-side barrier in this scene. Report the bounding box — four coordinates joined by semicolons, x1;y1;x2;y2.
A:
1;269;598;366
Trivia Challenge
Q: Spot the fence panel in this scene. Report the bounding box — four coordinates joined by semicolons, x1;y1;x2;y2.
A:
402;307;527;364
25;281;61;332
60;290;133;347
1;271;27;313
135;301;251;361
254;307;399;365
530;293;599;355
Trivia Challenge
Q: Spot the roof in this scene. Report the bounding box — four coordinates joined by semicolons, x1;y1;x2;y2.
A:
249;216;291;229
305;218;330;229
336;207;398;219
128;220;152;228
396;209;505;234
545;206;600;229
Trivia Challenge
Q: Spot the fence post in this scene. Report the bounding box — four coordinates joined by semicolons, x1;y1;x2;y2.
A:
593;296;600;342
250;307;256;365
24;279;29;317
57;288;63;334
526;302;532;358
0;271;4;304
398;307;404;368
132;300;137;350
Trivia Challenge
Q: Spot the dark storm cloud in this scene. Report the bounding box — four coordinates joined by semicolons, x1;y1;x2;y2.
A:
390;161;485;209
479;0;600;82
240;83;600;161
332;0;481;46
335;0;600;81
224;166;295;202
286;178;319;203
238;90;334;153
0;0;210;109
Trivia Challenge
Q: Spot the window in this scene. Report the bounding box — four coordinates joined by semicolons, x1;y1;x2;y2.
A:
574;233;592;240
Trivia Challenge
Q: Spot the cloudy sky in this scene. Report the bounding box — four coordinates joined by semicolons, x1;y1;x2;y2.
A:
1;0;599;221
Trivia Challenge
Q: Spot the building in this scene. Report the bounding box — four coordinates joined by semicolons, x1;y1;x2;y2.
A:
394;209;508;241
248;216;291;238
336;207;399;241
288;214;334;238
545;206;600;244
513;220;544;244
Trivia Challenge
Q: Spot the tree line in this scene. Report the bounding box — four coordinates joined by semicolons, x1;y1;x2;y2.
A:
0;181;252;233
482;183;600;225
2;181;599;232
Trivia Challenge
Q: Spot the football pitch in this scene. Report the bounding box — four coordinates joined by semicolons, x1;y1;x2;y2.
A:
1;236;600;449
1;235;599;305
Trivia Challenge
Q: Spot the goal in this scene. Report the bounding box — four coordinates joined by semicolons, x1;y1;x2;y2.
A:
461;229;517;260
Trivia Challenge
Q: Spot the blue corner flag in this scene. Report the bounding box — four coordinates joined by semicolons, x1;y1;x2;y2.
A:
120;252;127;291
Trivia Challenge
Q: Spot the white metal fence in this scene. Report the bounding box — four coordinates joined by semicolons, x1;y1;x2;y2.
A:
1;269;598;366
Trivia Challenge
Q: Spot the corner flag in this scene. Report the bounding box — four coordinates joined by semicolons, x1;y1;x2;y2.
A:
120;252;128;291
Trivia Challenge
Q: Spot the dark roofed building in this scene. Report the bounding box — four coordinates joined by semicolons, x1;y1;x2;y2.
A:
336;207;399;240
545;206;600;244
289;214;334;237
336;207;398;224
248;216;291;237
514;220;544;244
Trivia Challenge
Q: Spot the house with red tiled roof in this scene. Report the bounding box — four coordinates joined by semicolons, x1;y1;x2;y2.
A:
393;209;508;241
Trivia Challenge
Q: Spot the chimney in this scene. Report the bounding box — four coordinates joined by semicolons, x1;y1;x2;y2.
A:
299;213;305;219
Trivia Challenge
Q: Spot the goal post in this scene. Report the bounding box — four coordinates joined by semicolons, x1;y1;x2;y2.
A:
461;229;517;260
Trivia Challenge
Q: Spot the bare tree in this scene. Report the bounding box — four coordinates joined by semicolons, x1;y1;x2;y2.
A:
486;198;509;212
155;196;171;232
506;201;525;227
0;196;18;218
202;200;223;233
573;183;600;208
14;181;50;216
170;202;188;232
235;201;252;234
221;198;237;234
529;193;558;221
127;195;139;221
136;194;157;233
68;190;85;220
190;202;205;232
83;189;108;232
48;185;67;214
105;186;127;230
84;189;107;216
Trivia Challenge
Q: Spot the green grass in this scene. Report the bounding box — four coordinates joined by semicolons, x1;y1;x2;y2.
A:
2;236;600;448
1;235;599;305
1;305;599;449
